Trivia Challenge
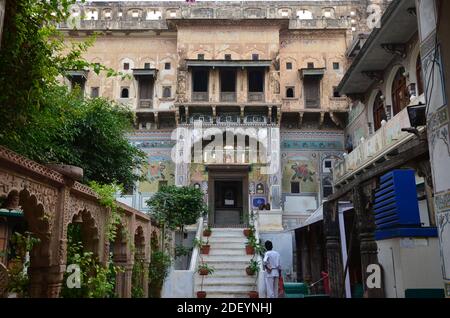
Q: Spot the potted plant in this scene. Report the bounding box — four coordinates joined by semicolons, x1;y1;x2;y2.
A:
243;224;254;238
197;263;214;298
194;237;210;255
248;266;260;298
197;263;215;276
203;226;212;237
246;235;257;255
246;259;260;276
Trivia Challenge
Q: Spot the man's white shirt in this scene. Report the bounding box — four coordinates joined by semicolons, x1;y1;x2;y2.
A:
263;250;281;277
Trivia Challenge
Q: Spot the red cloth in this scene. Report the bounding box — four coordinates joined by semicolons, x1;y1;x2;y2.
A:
278;275;285;297
321;271;330;295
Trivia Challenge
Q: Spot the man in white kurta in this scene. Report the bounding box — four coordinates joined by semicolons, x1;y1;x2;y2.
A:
263;240;281;298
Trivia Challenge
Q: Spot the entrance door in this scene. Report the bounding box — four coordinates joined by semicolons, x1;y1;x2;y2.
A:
214;180;243;226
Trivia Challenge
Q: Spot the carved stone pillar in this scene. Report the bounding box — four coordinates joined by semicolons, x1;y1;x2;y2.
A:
323;199;344;298
353;186;385;298
300;230;312;284
310;226;324;294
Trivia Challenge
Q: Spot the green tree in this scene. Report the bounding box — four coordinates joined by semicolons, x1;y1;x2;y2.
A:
0;0;145;188
146;186;207;232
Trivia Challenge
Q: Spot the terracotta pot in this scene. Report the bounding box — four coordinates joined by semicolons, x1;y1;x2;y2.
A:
243;229;253;237
246;267;255;276
248;291;259;298
200;245;210;255
198;268;209;276
197;291;207;298
203;229;212;237
246;245;255;255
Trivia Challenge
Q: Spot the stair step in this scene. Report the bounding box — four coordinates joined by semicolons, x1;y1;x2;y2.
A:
204;292;251;298
211;269;250;276
199;285;255;293
208;249;246;256
207;242;246;249
202;255;252;262
208;239;247;245
195;276;255;285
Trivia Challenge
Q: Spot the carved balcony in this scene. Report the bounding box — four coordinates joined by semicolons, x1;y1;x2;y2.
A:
248;92;265;103
192;92;209;102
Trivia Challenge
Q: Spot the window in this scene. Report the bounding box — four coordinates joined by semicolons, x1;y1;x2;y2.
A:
158;180;168;190
286;62;293;70
144;63;151;69
90;87;99;98
307;62;314;69
164;62;171;70
193;69;209;92
323;179;333;198
416;55;424;96
286;87;295;98
333;86;341;98
121;87;129;98
304;76;321;108
297;10;313;20
162;86;171;98
252;54;259;61
392;67;408;115
220;69;236;93
248;69;264;92
333;62;340;70
323;159;334;173
291;182;300;194
197;54;205;60
373;91;387;131
224;54;232;61
123;63;130;71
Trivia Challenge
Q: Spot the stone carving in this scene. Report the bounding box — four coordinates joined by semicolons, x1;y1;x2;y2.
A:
0;263;7;298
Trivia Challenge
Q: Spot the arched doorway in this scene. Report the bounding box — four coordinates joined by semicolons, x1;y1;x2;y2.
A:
416;55;424;96
0;189;52;298
373;91;387;131
61;209;101;298
132;226;147;298
392;67;409;115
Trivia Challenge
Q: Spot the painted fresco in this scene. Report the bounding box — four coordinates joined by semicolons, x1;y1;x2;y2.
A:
139;155;175;193
190;163;208;186
281;152;318;193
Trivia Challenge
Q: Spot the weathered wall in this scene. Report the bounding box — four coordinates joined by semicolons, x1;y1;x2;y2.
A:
280;130;344;229
279;29;350;110
70;34;178;110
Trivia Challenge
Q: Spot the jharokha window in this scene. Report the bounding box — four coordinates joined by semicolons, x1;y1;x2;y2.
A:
392;67;409;115
416;55;424;96
373;91;387;131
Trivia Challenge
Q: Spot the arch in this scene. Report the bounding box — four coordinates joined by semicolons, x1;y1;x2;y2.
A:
385;64;406;117
407;41;423;97
191;129;268;164
68;209;100;258
0;188;52;297
372;91;387;131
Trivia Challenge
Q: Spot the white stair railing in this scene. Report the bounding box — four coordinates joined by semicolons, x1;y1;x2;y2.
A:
252;210;266;298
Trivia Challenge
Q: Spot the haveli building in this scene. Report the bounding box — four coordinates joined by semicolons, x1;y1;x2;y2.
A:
55;0;450;298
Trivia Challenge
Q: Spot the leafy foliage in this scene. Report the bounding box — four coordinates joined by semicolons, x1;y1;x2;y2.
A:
148;250;171;298
147;186;207;231
131;260;145;298
89;182;125;242
0;0;144;189
6;232;41;297
60;224;121;298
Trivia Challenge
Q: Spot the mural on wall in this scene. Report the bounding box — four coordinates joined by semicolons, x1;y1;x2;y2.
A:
139;155;175;193
190;163;208;186
281;153;318;193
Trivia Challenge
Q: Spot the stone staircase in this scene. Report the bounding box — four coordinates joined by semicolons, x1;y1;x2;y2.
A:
194;228;256;298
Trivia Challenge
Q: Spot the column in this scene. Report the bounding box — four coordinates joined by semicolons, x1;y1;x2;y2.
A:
417;0;450;296
353;186;385;298
323;199;344;298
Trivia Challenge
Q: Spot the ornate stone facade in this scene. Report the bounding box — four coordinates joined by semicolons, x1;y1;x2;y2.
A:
0;146;156;298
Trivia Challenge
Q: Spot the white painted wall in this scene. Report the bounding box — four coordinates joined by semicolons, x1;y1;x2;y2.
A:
260;231;294;281
377;237;444;298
